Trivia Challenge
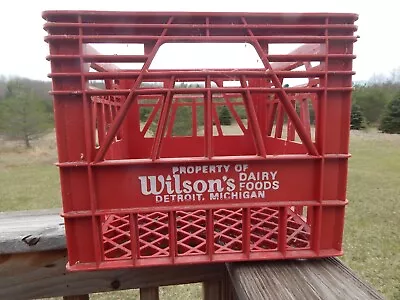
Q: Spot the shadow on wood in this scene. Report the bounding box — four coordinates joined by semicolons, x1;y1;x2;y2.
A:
140;287;159;300
0;250;225;299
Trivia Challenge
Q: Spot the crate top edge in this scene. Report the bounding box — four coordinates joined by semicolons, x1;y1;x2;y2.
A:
42;10;359;21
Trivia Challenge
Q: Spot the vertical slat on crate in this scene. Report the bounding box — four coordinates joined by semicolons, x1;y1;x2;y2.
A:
140;287;159;300
240;76;266;157
242;208;250;259
278;207;287;256
248;78;268;136
266;102;278;136
275;103;284;138
192;96;198;137
169;211;176;263
207;209;214;261
130;213;138;264
205;75;213;158
47;12;99;268
78;14;102;268
313;17;330;256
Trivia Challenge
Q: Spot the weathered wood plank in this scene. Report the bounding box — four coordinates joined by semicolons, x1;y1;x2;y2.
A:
203;281;224;300
140;287;159;300
203;270;236;300
63;295;90;300
0;250;225;300
0;209;65;254
227;258;385;300
0;209;385;300
203;279;234;300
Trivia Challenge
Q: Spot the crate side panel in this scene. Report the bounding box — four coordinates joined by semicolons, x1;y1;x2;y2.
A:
65;217;98;265
319;206;345;251
92;160;319;210
323;159;348;201
60;167;91;212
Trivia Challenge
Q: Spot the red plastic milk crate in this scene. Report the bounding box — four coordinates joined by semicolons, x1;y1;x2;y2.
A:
43;11;358;271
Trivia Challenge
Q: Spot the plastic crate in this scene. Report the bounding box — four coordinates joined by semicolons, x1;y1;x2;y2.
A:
43;11;358;271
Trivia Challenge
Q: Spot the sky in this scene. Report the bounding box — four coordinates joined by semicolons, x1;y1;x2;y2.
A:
0;0;396;82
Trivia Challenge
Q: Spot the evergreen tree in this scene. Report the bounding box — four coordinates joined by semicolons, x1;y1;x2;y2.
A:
218;105;232;125
379;94;400;134
350;103;366;130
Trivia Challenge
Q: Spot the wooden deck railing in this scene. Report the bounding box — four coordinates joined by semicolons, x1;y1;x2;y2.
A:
0;209;384;300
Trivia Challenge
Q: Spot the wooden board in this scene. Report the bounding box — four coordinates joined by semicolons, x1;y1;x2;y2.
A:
0;209;65;254
0;209;385;300
140;287;160;300
227;258;385;300
0;209;226;299
0;250;225;299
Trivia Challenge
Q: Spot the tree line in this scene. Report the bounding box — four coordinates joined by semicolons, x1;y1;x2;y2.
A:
1;74;399;148
350;79;400;132
0;78;53;148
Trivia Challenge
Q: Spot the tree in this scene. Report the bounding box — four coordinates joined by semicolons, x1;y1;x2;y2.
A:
0;79;52;148
352;85;389;125
295;99;315;125
139;106;153;122
350;102;365;130
218;105;232;125
0;75;7;100
379;94;400;134
172;106;192;136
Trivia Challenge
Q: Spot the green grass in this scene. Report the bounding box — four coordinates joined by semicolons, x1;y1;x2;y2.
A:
88;284;202;300
0;135;61;211
0;129;399;299
342;129;400;299
46;283;202;300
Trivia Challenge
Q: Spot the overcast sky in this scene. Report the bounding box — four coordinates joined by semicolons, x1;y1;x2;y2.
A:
0;0;396;82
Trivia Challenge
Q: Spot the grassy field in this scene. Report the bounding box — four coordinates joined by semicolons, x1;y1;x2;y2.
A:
0;129;399;299
342;129;400;299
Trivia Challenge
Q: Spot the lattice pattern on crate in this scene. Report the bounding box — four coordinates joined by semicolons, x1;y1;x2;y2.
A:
287;209;311;249
101;207;311;261
176;210;207;255
138;211;170;258
250;207;279;251
214;208;243;253
102;214;132;260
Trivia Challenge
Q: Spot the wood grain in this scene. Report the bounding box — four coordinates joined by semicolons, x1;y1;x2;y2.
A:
63;295;90;300
0;209;385;300
203;271;235;300
0;250;225;300
140;287;159;300
0;209;65;254
203;281;224;300
227;258;385;300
